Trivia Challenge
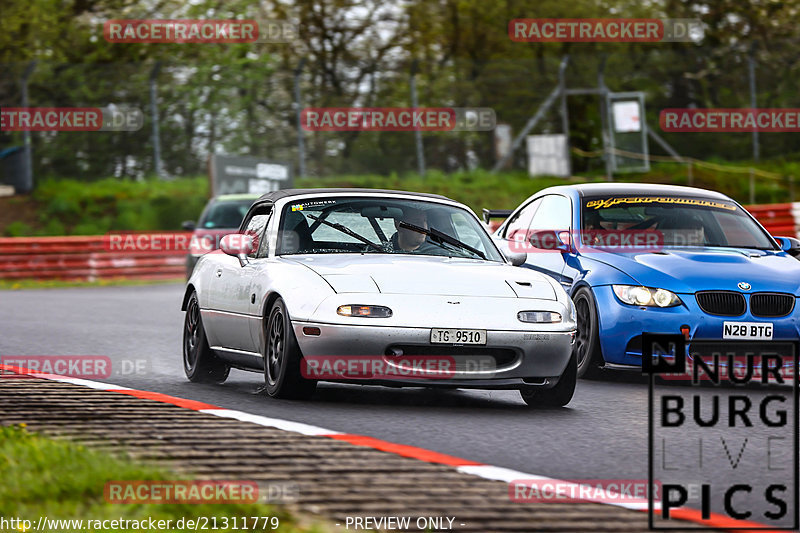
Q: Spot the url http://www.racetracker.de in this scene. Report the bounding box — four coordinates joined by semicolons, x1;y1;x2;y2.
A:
0;516;281;532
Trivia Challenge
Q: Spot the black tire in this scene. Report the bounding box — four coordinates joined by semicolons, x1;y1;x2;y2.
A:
572;287;604;378
264;298;316;399
183;292;230;383
520;351;577;407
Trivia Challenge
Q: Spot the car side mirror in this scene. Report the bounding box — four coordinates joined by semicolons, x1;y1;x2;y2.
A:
505;251;528;266
220;233;255;265
494;237;528;266
528;229;573;253
774;236;800;257
181;220;196;231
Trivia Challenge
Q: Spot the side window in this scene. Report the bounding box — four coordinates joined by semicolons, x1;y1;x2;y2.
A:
503;198;541;240
528;195;571;231
242;207;272;258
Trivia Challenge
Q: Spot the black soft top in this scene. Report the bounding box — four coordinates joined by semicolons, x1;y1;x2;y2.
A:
255;188;451;206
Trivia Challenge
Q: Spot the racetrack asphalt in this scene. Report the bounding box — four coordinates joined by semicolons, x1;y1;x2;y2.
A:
0;283;796;527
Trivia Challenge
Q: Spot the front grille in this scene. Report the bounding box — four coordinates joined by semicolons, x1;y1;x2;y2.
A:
750;293;795;317
387;345;518;369
696;291;746;316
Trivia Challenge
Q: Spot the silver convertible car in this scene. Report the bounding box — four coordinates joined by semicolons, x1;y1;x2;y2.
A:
181;189;578;406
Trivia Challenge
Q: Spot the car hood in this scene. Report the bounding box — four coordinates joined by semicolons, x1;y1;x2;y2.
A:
586;248;800;294
285;254;557;299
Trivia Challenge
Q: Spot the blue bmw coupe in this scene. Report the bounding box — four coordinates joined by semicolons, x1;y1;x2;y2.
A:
492;183;800;377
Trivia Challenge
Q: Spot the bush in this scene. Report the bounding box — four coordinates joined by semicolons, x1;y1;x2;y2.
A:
5;162;798;236
40;218;67;236
3;221;34;237
30;176;210;235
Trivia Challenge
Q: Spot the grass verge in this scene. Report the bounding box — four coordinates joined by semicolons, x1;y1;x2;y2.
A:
0;278;184;291
0;424;328;532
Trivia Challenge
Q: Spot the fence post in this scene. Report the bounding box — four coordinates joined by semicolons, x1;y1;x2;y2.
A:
748;42;760;162
559;55;571;177
294;58;307;178
410;60;425;178
20;61;37;193
749;168;755;204
149;62;163;179
597;55;613;181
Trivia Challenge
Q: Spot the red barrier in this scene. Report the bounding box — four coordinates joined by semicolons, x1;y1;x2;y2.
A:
745;203;800;237
0;234;188;281
1;203;797;283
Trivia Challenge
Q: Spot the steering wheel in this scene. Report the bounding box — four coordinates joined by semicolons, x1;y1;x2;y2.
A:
362;241;391;253
628;217;659;230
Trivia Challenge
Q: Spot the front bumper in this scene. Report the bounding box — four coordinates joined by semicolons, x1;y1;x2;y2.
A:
292;321;575;386
593;285;800;366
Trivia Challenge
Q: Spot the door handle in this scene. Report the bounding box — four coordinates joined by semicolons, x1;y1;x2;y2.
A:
215;269;223;277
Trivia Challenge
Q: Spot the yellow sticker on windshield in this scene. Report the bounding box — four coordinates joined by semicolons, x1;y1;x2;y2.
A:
585;197;736;211
291;204;304;211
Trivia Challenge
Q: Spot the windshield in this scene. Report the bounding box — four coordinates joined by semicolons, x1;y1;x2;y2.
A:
581;195;777;250
276;197;504;261
199;199;256;229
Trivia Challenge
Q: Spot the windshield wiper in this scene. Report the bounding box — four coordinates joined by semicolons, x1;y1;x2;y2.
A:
398;221;486;260
305;214;383;252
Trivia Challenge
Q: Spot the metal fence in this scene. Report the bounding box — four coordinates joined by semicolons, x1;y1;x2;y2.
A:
2;46;799;184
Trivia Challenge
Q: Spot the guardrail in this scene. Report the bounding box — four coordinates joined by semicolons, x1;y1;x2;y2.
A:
0;233;189;281
1;204;799;283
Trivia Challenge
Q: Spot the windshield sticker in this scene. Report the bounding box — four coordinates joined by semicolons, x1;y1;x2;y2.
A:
585;196;736;211
291;200;337;212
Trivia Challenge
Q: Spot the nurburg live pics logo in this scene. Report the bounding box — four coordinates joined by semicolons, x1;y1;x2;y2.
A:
644;333;799;529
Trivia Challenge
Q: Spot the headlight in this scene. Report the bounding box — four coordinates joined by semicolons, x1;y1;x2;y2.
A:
518;311;562;323
337;305;393;318
612;285;681;307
